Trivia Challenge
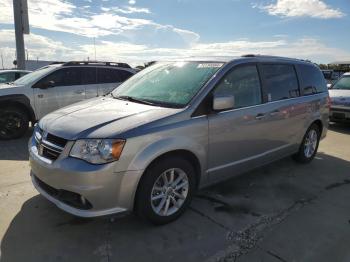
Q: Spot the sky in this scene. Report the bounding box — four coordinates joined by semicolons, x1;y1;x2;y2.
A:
0;0;349;68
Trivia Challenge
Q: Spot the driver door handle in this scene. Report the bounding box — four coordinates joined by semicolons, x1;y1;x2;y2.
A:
74;90;85;94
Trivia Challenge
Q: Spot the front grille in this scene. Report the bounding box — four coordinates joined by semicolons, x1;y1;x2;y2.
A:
46;133;67;148
34;127;68;161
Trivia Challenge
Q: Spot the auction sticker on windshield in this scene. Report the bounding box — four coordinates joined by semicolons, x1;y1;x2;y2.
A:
197;63;224;68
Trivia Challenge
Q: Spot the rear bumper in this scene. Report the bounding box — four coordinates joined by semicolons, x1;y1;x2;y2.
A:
29;136;143;218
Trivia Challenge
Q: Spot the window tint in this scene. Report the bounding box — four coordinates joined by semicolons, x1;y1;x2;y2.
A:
118;70;133;82
97;68;121;83
36;68;82;87
0;72;15;83
261;64;299;102
81;67;97;85
298;64;327;95
333;76;350;90
214;65;262;108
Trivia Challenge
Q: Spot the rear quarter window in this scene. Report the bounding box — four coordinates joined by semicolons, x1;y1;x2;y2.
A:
97;68;132;83
298;64;327;95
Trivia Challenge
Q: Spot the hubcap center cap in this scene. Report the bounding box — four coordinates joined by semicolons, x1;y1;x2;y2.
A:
165;187;174;196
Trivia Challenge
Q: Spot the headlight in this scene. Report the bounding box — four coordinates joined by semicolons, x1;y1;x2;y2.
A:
70;139;126;164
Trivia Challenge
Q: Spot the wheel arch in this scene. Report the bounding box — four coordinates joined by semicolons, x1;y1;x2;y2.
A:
312;119;323;134
0;95;36;122
133;149;202;211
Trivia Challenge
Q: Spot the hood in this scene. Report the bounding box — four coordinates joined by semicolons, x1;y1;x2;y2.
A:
40;96;181;140
0;83;23;90
329;89;350;107
329;89;350;98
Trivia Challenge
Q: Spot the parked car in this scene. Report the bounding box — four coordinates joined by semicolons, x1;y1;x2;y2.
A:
0;61;136;139
329;72;350;123
0;69;31;84
322;70;341;86
29;55;329;224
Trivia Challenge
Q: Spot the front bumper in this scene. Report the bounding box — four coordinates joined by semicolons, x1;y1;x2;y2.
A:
29;136;143;218
330;107;350;123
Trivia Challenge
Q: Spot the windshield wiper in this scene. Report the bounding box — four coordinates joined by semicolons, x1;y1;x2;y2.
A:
115;95;157;106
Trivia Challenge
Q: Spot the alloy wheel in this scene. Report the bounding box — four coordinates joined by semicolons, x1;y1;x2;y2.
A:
150;168;189;217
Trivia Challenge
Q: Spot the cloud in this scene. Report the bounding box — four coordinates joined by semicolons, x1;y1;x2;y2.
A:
1;28;349;68
101;6;151;14
70;36;350;65
128;0;136;5
0;30;72;68
255;0;345;19
0;0;192;43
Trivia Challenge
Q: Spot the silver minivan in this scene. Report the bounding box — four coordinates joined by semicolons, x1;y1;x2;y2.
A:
29;56;329;224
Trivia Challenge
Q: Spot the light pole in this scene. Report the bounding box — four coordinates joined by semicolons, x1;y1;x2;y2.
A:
13;0;29;70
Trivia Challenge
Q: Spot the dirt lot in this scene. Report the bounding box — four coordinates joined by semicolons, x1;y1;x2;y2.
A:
0;124;350;262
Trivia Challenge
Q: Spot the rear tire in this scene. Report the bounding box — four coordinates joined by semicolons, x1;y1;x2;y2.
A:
293;123;320;164
0;107;29;140
135;157;196;225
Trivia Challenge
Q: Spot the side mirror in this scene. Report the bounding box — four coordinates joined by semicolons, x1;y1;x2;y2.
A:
39;80;55;89
213;95;235;111
327;83;332;89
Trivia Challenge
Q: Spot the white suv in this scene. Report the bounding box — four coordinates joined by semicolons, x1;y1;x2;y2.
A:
0;61;136;139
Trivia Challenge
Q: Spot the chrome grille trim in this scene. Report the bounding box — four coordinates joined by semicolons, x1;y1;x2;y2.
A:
33;127;67;161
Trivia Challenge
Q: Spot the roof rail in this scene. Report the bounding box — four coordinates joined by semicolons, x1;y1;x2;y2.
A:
62;61;131;69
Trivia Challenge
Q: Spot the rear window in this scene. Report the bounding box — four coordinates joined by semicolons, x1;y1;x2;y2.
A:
260;64;300;102
298;64;327;95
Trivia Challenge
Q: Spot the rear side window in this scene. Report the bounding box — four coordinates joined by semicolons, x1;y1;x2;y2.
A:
97;68;121;83
118;70;133;82
298;64;327;95
261;64;300;102
81;67;97;85
214;65;262;109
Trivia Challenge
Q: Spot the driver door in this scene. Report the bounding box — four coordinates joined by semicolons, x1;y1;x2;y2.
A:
33;67;85;119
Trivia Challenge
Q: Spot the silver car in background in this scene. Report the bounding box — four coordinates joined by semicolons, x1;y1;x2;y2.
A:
29;55;329;224
329;72;350;123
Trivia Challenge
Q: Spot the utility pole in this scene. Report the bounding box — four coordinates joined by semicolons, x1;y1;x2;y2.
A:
1;52;4;69
13;0;30;70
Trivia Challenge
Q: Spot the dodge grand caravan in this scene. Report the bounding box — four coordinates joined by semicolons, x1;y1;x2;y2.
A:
29;55;329;224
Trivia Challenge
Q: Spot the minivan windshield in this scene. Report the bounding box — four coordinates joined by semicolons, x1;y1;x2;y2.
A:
333;76;350;90
112;61;223;108
14;66;55;85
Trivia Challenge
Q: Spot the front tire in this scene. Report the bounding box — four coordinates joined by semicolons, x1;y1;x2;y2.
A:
293;124;320;164
135;157;196;225
0;107;29;140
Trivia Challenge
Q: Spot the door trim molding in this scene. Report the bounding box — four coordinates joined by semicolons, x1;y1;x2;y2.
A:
207;143;291;173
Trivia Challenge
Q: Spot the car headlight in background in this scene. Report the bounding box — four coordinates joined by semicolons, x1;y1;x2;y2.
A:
70;139;126;164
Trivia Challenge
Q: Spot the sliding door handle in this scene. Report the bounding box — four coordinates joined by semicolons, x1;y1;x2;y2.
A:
255;113;266;120
269;110;280;116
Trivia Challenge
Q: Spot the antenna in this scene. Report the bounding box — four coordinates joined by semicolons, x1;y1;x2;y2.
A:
93;37;96;61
